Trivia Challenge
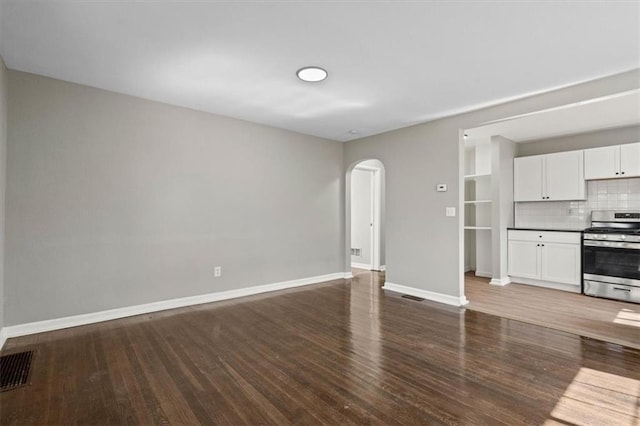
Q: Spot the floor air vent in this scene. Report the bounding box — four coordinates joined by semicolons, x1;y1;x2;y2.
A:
0;351;34;392
401;294;425;302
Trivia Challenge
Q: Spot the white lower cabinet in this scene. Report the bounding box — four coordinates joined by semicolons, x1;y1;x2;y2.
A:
508;230;581;291
508;241;539;279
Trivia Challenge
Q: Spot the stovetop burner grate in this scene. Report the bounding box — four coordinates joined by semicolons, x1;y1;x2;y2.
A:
584;227;640;234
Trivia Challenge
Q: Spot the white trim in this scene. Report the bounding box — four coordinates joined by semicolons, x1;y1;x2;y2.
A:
470;88;640;128
458;128;468;313
464;266;473;273
382;282;468;307
378;265;386;272
0;328;7;351
343;272;354;279
354;164;380;172
351;262;371;270
1;272;346;341
510;276;580;293
372;168;382;271
490;276;511;286
369;168;375;271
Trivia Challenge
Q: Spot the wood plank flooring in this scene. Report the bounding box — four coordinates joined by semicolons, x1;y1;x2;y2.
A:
466;272;640;350
1;270;639;425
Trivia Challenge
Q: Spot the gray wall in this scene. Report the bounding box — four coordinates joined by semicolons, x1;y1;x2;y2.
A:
6;70;344;325
516;125;640;157
344;69;640;299
0;56;7;331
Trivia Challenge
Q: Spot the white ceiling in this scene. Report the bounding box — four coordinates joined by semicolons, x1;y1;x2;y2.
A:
1;1;639;142
465;90;640;142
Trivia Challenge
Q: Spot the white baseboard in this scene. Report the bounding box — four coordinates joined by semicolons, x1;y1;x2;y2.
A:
343;272;354;279
0;328;7;351
382;282;468;307
464;267;473;273
510;276;581;293
474;270;492;278
351;262;371;270
489;277;511;286
378;265;386;272
1;272;347;343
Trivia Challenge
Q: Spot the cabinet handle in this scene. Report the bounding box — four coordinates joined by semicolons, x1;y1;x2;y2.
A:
613;287;631;292
622;171;625;175
616;172;620;175
541;244;545;247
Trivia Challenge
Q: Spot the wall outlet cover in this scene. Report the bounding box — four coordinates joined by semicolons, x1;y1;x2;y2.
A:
436;184;447;192
446;207;456;217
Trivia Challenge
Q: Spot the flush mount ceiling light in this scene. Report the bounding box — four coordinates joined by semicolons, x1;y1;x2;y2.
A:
297;66;328;82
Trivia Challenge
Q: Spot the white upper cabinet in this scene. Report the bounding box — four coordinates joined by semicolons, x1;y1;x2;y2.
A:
583;145;619;180
513;155;543;202
584;142;640;180
620;143;640;178
545;150;585;201
514;151;585;202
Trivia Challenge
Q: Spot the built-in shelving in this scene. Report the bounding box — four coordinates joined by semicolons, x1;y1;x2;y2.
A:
464;138;493;277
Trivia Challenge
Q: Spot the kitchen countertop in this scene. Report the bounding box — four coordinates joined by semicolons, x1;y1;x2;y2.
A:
507;227;584;233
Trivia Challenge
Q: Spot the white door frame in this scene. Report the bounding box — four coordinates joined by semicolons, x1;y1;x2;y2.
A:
354;165;382;271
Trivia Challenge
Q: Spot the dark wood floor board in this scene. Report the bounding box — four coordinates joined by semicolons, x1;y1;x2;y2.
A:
2;270;640;425
100;329;154;426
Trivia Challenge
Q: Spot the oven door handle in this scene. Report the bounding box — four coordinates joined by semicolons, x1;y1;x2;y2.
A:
583;240;640;249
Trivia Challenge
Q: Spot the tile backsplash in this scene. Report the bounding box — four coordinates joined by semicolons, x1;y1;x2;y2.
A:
515;178;640;230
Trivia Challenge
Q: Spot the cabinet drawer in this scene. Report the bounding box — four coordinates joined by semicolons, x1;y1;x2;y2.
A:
508;230;581;244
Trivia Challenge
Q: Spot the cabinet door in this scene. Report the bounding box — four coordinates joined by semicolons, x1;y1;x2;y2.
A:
584;145;619;180
540;243;581;285
514;156;544;202
545;150;586;201
508;241;540;279
620;143;640;178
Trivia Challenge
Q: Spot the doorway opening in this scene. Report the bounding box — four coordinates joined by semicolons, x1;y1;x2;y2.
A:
347;159;386;272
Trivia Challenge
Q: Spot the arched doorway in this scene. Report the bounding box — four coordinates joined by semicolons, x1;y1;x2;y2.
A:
345;159;386;274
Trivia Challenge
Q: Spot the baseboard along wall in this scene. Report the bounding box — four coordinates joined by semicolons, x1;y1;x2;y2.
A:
382;282;468;307
0;272;351;349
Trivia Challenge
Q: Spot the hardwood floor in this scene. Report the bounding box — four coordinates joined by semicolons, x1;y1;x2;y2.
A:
2;269;639;425
466;272;640;350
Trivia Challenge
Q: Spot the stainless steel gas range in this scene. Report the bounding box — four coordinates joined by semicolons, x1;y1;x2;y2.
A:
583;211;640;304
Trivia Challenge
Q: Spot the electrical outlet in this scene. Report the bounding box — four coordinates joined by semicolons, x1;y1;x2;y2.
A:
214;266;222;277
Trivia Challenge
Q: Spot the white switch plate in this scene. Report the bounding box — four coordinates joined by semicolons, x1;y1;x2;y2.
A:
214;266;222;277
436;184;447;192
446;207;456;217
